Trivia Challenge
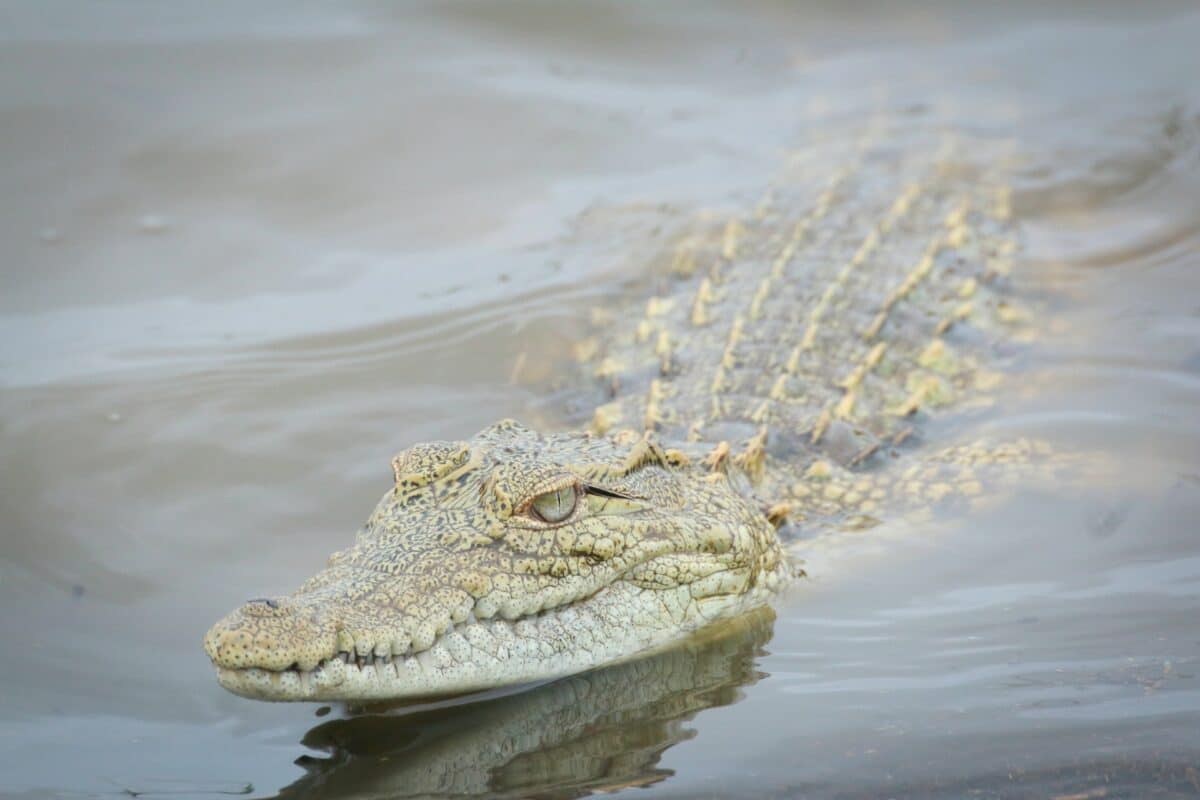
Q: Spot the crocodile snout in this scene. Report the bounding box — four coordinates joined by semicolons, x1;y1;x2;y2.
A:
204;596;337;672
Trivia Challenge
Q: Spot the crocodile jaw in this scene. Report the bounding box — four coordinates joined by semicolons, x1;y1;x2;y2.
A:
209;570;786;702
204;421;790;702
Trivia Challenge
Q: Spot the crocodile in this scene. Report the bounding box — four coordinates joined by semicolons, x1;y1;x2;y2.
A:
205;119;1037;702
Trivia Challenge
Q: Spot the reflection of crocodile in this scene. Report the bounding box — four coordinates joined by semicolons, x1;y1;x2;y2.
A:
273;610;771;800
206;121;1037;701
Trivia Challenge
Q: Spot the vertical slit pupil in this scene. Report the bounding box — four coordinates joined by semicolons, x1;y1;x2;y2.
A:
534;486;576;522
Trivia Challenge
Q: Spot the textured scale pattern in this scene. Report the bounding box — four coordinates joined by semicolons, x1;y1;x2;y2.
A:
205;119;1050;702
580;123;1028;531
206;421;787;700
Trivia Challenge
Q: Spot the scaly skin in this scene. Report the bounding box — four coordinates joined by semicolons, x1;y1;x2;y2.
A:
206;422;786;700
205;120;1032;701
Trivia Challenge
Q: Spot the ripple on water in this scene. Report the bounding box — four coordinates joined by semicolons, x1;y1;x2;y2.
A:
2;4;1200;800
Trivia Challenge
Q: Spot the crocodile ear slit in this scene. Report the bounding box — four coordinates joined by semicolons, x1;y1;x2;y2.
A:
583;484;636;500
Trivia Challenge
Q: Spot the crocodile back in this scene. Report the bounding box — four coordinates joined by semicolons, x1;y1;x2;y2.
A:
579;120;1026;523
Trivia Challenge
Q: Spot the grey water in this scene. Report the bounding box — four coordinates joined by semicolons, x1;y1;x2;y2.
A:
2;2;1199;798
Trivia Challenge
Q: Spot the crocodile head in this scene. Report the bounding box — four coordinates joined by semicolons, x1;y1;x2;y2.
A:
204;419;787;702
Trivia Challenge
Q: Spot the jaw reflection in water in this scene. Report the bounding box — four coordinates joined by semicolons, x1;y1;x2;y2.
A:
273;608;774;800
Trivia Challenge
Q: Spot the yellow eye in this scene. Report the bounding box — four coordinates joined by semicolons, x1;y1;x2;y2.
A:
530;485;578;524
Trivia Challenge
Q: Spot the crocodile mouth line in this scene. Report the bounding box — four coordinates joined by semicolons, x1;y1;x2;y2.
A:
213;588;629;701
233;607;510;675
211;541;785;702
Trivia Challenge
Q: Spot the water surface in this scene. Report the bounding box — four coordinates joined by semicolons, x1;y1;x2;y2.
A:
2;3;1199;798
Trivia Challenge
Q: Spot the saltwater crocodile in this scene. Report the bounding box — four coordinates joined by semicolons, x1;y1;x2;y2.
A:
205;120;1039;702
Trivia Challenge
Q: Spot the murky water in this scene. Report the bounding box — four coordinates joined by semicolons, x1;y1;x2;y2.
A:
2;3;1200;798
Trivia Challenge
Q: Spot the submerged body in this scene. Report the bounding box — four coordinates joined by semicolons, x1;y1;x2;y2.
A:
205;122;1029;701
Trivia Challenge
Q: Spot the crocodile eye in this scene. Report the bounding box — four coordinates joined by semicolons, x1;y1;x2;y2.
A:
529;485;578;524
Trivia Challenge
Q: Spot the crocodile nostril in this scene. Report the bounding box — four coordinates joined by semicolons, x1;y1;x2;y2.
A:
246;597;280;610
